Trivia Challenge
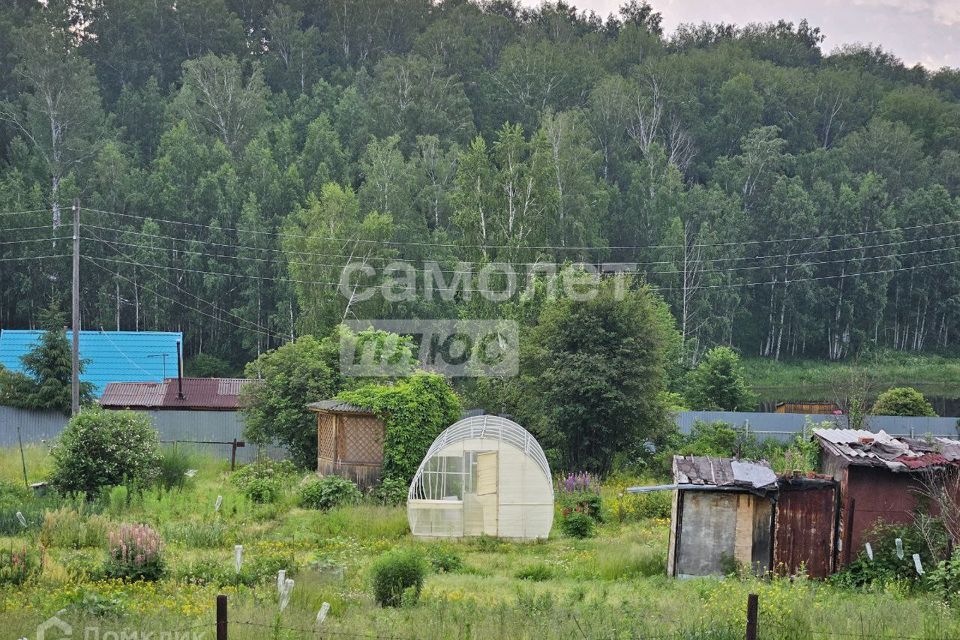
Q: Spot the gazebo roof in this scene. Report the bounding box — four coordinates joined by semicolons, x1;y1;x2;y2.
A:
307;399;375;415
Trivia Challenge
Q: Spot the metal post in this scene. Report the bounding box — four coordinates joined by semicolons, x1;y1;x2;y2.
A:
216;594;227;640
231;439;238;471
745;593;758;640
71;199;81;416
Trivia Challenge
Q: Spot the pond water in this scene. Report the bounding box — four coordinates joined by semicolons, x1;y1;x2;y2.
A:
754;386;960;417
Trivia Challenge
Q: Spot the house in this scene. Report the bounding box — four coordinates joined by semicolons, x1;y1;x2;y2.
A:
631;455;837;578
0;329;182;396
406;415;554;540
814;428;960;566
100;377;253;411
308;400;386;489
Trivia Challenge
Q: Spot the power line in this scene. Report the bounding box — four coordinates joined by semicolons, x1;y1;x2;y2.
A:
0;236;72;247
79;225;960;274
0;253;70;262
84;228;282;339
0;208;54;217
80;233;960;279
83;251;960;294
81;205;960;252
83;257;285;340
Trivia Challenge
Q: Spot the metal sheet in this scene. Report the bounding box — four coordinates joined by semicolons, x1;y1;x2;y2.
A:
774;483;837;578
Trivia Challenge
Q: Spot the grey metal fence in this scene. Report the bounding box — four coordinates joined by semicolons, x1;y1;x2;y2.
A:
675;410;960;442
0;406;287;463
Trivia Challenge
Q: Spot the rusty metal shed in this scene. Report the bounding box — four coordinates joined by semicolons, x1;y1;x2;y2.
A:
815;428;960;566
631;456;837;578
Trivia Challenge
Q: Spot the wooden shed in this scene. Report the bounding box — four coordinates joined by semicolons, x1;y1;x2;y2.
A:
307;400;385;489
630;456;837;578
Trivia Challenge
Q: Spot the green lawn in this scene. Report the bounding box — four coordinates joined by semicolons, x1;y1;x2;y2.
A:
2;447;960;639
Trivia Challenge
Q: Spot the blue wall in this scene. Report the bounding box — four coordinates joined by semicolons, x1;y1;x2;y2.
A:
0;330;182;396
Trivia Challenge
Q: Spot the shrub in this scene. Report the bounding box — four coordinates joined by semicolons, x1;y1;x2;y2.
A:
156;447;195;492
103;523;165;581
40;507;109;548
370;548;426;607
50;409;161;498
515;563;553;581
871;387;937;417
559;510;595;538
427;547;463;574
299;475;362;510
0;545;43;585
232;459;298;504
684;346;757;411
371;476;409;506
831;522;933;589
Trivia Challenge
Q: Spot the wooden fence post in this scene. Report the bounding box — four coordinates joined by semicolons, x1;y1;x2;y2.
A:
745;593;758;640
216;594;228;640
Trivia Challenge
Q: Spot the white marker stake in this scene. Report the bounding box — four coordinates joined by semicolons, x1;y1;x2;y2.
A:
865;543;873;561
316;602;330;625
279;578;294;612
214;495;223;513
277;569;286;595
895;537;904;560
234;545;243;573
15;511;26;528
913;554;924;575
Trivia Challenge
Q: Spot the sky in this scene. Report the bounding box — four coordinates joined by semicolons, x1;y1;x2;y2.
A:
519;0;960;69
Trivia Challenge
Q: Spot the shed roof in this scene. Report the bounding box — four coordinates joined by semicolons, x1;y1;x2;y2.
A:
0;329;182;396
673;455;778;490
813;428;960;472
100;377;253;410
307;399;374;414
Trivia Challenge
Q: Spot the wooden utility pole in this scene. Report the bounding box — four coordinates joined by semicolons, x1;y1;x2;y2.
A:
71;199;80;416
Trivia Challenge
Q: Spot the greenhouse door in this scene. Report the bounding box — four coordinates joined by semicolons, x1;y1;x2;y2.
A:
468;452;498;536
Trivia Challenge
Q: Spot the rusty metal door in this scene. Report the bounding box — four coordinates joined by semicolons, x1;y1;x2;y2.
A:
774;483;836;578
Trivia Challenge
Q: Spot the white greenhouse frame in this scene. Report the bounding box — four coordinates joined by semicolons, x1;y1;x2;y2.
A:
407;415;554;540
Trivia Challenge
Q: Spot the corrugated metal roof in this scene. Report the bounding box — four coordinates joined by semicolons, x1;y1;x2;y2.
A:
672;455;778;490
307;399;373;414
100;377;253;410
0;329;182;396
99;381;168;408
814;428;960;472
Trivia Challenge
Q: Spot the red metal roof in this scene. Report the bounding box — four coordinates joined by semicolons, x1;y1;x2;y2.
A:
100;377;254;410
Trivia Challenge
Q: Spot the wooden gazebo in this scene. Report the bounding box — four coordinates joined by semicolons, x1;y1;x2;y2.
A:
307;400;385;489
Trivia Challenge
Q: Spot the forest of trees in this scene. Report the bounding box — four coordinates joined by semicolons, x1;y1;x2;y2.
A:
1;0;960;373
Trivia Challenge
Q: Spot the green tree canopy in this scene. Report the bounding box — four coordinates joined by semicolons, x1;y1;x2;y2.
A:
525;277;677;474
0;305;94;412
684;346;757;411
870;386;937;417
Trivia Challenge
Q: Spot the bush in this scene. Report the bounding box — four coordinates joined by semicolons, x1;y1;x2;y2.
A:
40;507;109;548
371;476;409;506
156;447;195;492
928;548;960;602
0;545;43;585
831;522;933;589
370;548;426;607
103;523;165;581
515;563;554;581
871;387;937;417
555;472;603;522
610;490;672;522
559;510;595;538
50;409;162;498
232;459;298;504
427;547;464;574
298;475;362;510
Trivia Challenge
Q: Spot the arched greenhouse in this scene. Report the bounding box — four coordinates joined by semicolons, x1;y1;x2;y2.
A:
407;415;554;540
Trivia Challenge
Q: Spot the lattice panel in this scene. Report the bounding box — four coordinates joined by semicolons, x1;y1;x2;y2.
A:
339;415;384;463
318;414;336;460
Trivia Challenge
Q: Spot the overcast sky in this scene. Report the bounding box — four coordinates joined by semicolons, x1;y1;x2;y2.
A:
519;0;960;69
